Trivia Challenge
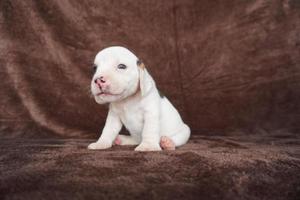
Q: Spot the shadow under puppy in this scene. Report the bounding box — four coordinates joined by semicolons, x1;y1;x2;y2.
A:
88;46;190;151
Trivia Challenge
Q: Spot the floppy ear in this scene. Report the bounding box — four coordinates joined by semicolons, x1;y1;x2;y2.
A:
137;59;153;96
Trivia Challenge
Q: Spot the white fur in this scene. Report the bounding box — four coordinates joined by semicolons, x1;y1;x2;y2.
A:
88;46;190;151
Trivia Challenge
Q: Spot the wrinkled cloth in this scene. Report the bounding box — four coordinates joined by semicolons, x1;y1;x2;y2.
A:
1;0;300;138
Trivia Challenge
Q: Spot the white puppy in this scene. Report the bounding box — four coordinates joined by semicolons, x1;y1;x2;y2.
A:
88;46;190;151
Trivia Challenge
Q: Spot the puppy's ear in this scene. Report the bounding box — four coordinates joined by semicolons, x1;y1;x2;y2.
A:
137;59;153;96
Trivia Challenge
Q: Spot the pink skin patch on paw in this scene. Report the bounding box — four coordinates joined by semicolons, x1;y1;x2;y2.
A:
160;136;175;150
114;136;121;145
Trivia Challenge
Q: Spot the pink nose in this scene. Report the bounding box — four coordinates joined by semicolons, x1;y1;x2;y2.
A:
94;76;108;88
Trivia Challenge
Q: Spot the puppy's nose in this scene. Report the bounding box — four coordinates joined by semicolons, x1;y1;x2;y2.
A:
94;76;109;90
94;76;106;84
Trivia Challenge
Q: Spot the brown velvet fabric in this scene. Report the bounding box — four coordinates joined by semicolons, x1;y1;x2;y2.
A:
1;1;300;199
1;0;299;138
1;136;300;200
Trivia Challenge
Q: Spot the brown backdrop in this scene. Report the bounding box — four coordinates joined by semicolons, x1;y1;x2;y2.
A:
1;0;300;138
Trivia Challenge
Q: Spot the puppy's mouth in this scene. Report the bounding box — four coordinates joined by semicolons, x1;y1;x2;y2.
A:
96;91;124;97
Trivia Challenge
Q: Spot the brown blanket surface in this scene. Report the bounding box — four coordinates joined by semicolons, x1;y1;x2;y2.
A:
1;136;300;200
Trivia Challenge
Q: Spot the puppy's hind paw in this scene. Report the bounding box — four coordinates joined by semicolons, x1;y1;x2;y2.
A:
113;135;122;145
160;136;175;150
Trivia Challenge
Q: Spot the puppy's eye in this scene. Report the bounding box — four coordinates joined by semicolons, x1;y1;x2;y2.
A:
117;64;127;69
92;64;97;73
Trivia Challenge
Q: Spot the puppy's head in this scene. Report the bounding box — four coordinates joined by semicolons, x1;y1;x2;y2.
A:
91;46;152;104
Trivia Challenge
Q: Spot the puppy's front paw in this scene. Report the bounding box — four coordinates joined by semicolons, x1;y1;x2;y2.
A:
88;141;112;150
135;142;162;152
